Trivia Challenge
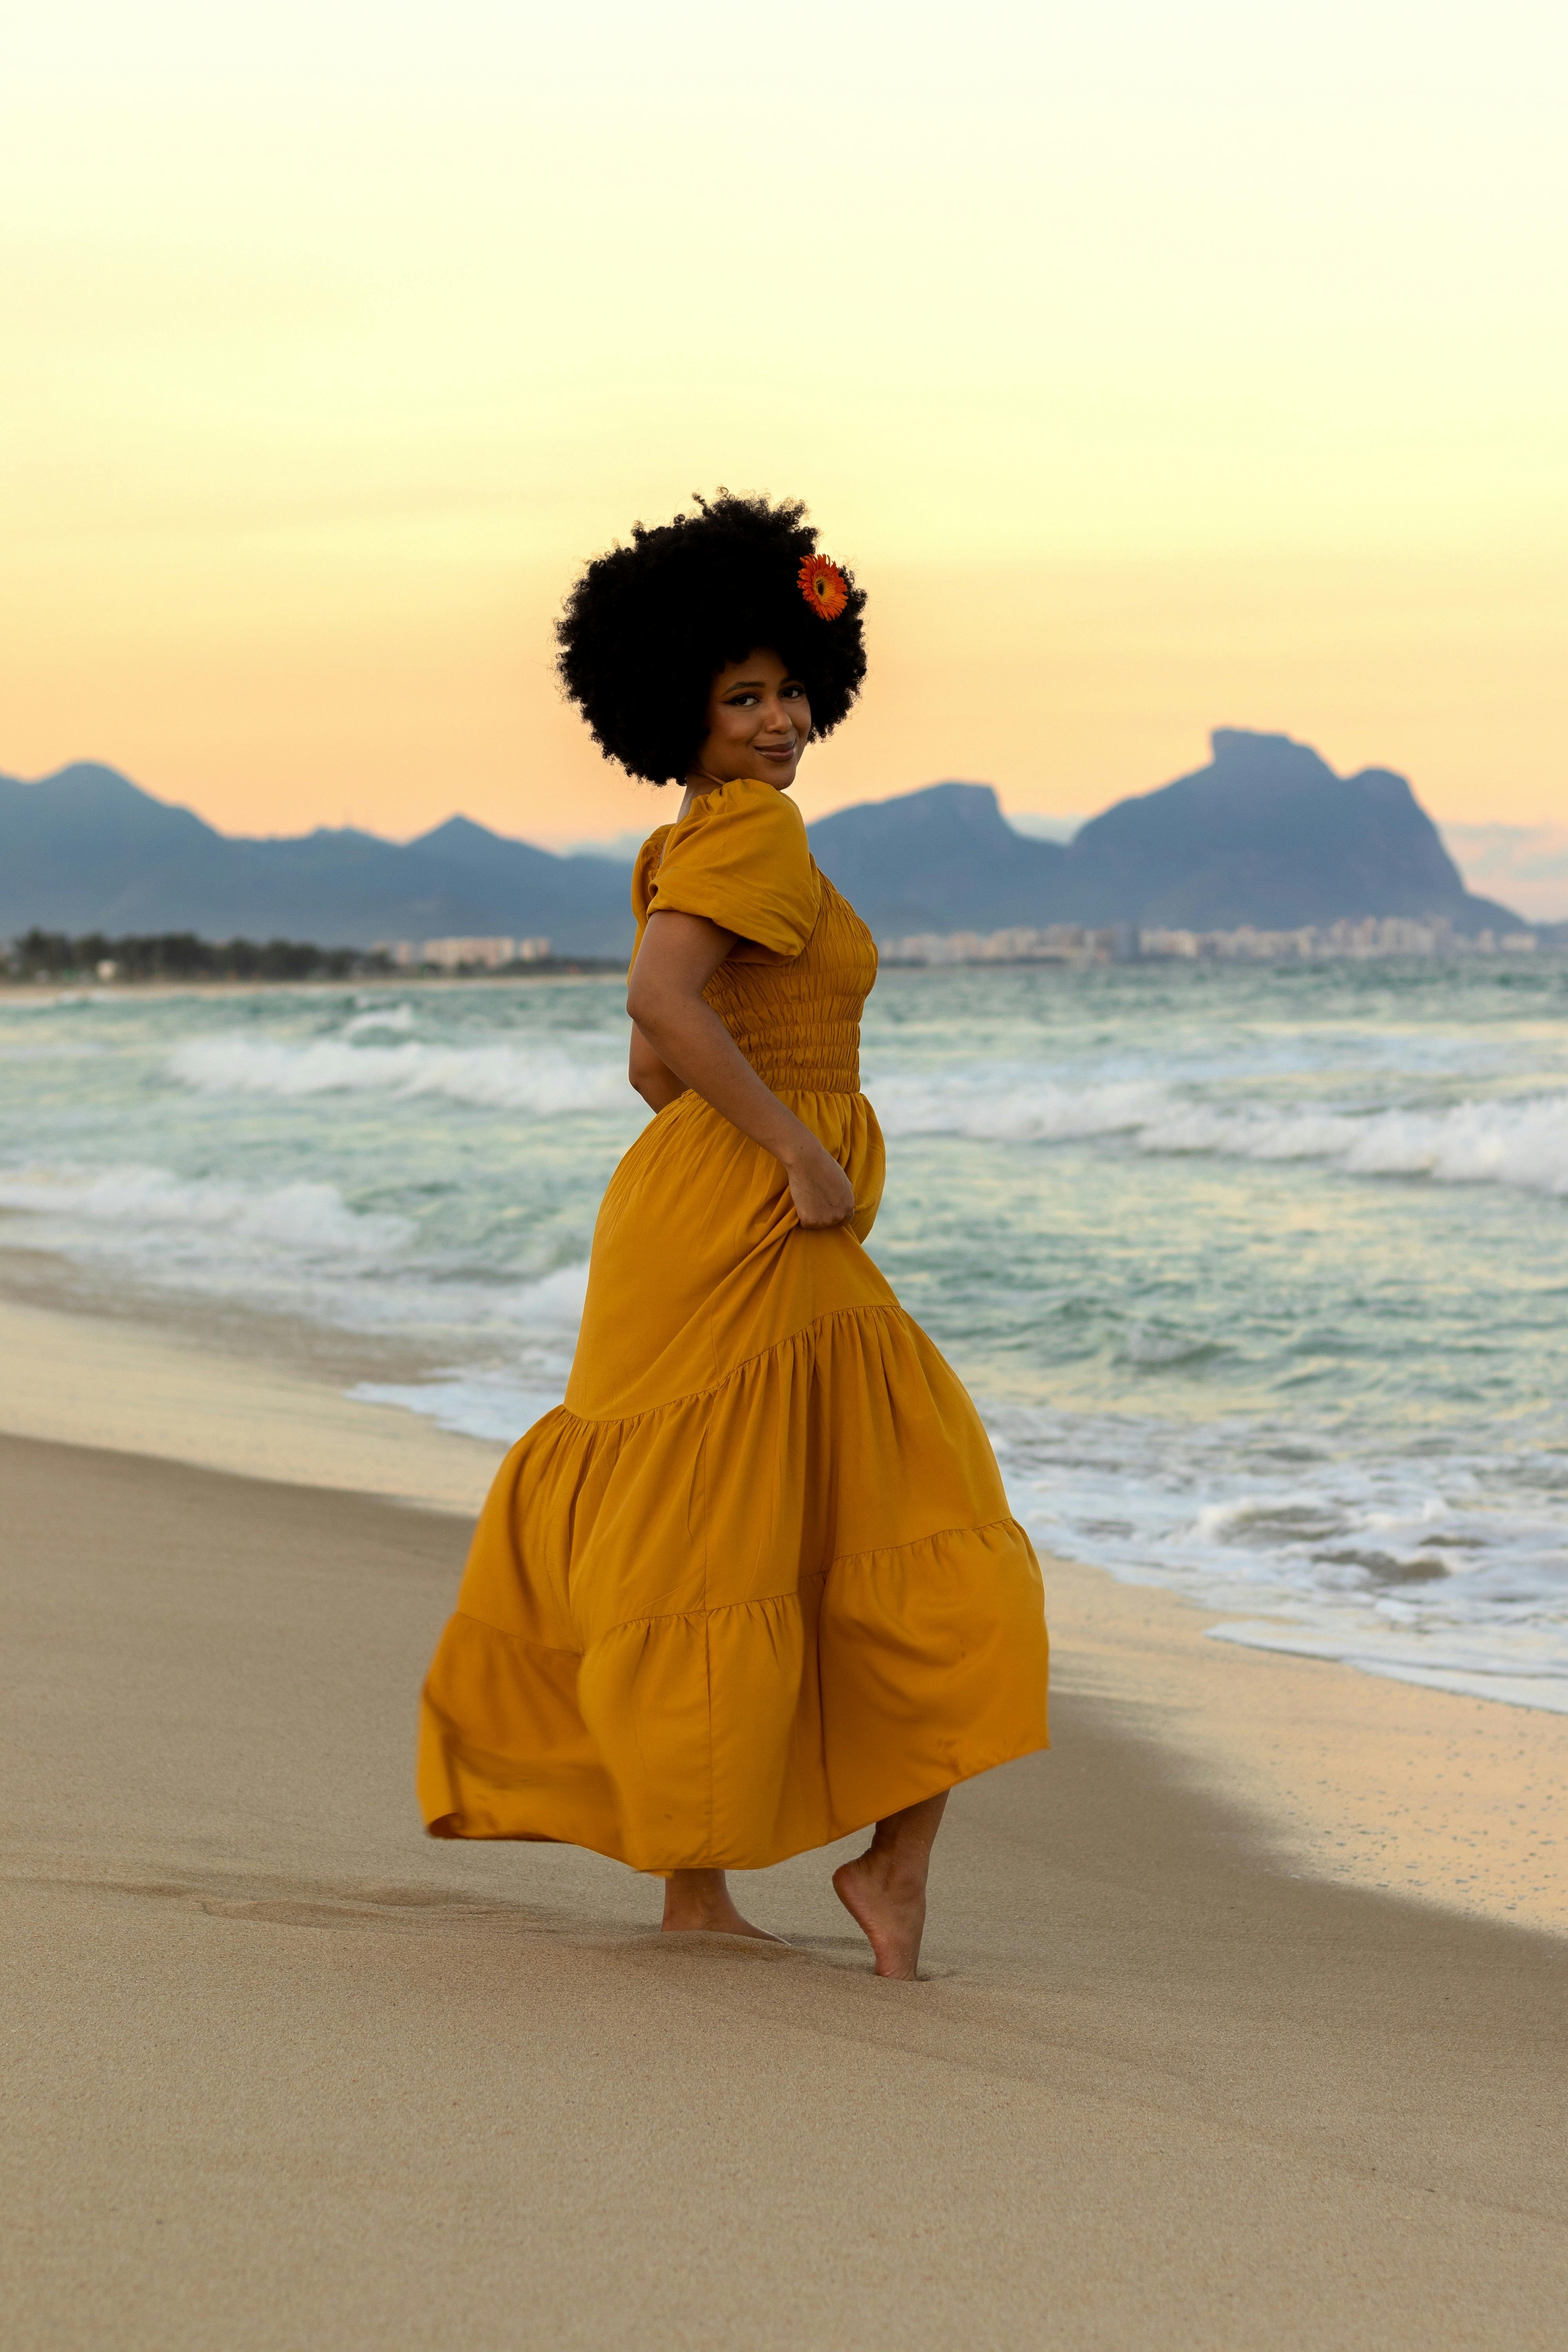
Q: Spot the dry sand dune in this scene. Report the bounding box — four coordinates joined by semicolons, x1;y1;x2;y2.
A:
4;1430;1565;2350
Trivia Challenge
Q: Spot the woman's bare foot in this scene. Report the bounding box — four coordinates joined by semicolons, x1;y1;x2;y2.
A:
661;1868;786;1942
832;1853;929;1977
832;1791;949;1979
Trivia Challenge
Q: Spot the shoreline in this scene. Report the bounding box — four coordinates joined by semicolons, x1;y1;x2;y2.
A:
9;946;1566;993
1;966;629;1001
0;1278;499;1517
4;1427;1563;2348
1;1271;1563;1941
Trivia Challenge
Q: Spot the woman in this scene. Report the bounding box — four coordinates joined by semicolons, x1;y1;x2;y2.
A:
419;493;1048;1978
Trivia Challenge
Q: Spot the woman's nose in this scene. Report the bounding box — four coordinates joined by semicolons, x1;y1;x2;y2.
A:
758;699;794;737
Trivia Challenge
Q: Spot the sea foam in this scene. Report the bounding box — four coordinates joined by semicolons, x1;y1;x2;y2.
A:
4;963;1564;1717
0;1164;414;1256
870;1071;1568;1193
165;1034;630;1116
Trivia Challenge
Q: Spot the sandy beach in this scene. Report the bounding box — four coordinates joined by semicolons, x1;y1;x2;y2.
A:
2;1299;1565;2349
9;0;1565;2333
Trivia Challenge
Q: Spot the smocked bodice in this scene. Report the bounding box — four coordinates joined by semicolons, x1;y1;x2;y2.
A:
701;868;877;1094
630;780;879;1098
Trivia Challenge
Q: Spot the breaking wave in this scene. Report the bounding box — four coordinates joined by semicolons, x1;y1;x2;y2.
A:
0;1163;414;1256
5;962;1565;1716
165;1034;630;1116
869;1073;1568;1193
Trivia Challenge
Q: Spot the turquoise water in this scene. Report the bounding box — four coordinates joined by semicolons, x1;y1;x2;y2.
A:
2;958;1565;1709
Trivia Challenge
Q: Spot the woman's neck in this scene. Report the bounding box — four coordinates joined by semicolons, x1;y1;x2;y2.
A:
677;766;736;820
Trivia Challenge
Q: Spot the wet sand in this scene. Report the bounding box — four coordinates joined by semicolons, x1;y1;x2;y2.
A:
4;1429;1564;2350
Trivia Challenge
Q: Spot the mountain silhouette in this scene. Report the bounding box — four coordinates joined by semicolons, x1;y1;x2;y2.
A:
0;732;1521;951
808;732;1519;936
0;764;637;952
1054;729;1514;930
804;782;1065;935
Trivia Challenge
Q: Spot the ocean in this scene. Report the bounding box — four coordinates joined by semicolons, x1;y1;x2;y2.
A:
3;956;1564;1712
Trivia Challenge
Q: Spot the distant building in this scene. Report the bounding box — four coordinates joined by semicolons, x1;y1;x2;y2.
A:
881;925;1114;967
878;913;1540;968
385;937;552;970
1137;914;1540;961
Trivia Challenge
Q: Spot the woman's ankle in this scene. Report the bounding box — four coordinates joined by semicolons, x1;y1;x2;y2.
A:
662;1867;732;1927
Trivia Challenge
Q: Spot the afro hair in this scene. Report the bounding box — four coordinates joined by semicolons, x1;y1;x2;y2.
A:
555;491;868;785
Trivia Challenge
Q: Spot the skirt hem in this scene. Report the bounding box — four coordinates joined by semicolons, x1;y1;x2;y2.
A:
422;1734;1050;1874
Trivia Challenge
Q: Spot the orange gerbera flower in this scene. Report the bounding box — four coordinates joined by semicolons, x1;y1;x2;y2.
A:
798;553;849;621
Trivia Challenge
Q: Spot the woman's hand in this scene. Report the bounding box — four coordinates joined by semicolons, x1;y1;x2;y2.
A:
782;1135;857;1229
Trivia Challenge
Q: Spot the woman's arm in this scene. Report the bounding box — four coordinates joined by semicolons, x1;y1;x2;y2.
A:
626;911;856;1230
628;1022;686;1112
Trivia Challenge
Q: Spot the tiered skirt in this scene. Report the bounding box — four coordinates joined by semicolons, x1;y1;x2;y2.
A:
419;1087;1049;1871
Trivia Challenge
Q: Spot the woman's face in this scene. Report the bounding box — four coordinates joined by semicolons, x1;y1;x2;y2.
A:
691;648;812;791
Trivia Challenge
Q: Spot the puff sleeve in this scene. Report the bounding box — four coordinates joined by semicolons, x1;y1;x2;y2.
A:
639;778;820;961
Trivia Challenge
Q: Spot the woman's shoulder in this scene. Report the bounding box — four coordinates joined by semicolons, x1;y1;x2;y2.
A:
630;826;674;921
657;778;809;869
684;775;804;835
644;780;818;956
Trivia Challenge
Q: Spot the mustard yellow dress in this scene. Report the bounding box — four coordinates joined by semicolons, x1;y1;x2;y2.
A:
419;777;1048;1871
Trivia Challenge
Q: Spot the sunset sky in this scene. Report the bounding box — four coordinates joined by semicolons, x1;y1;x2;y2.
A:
3;0;1564;850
